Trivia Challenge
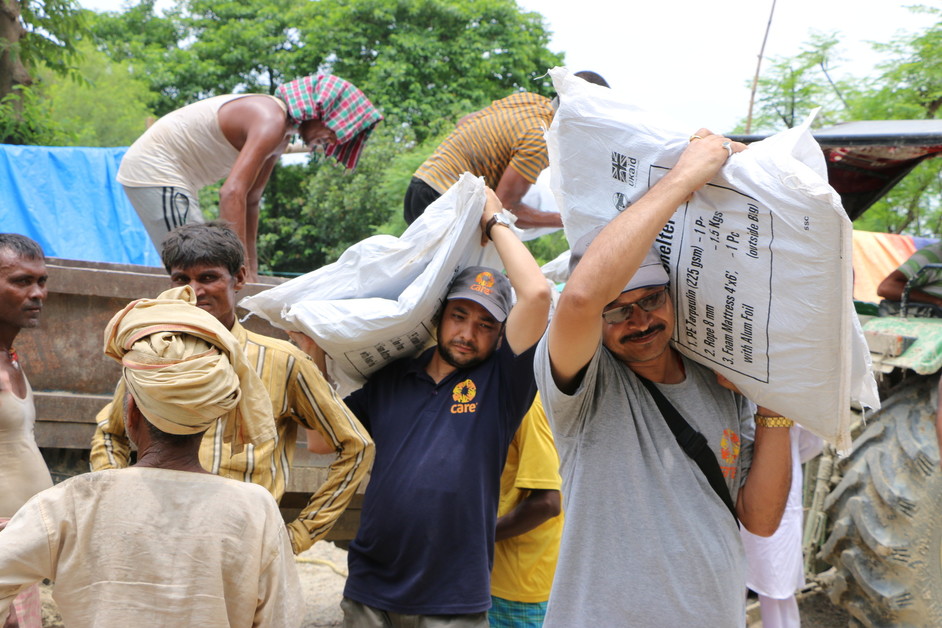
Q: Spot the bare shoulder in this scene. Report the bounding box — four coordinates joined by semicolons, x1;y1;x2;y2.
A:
218;94;285;120
218;95;290;149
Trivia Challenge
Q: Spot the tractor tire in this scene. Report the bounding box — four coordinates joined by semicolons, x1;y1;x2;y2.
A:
820;375;942;628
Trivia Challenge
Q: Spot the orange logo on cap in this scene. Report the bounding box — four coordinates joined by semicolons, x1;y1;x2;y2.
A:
471;271;495;295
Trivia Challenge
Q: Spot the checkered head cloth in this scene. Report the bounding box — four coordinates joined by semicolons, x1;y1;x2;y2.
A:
276;74;383;170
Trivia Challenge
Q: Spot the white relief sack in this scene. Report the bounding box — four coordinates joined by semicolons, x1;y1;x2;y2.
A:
546;67;878;451
239;174;502;397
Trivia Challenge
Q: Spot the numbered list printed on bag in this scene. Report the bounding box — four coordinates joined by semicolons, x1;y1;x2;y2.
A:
652;168;773;383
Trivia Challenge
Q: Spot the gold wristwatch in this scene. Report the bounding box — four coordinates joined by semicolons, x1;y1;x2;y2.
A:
754;414;794;428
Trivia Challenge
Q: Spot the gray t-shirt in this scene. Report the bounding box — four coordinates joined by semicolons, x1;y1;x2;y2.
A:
535;336;754;628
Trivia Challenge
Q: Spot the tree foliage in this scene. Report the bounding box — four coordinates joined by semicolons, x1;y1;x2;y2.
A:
34;40;156;146
83;0;563;273
87;0;562;133
16;0;84;75
296;0;562;142
744;6;942;236
740;32;852;133
0;0;86;143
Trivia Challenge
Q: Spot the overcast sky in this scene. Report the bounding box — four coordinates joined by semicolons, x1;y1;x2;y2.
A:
80;0;932;132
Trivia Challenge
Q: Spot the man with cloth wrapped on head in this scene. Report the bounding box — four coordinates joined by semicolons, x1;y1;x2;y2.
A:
535;130;794;627
90;221;372;556
0;286;303;627
117;73;382;280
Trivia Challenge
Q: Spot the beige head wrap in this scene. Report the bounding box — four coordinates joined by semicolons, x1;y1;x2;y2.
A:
103;286;275;453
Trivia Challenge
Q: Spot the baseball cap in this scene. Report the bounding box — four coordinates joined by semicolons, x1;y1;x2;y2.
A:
446;266;513;322
568;225;669;293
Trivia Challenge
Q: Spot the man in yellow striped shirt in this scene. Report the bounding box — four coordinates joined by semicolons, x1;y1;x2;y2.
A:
90;221;373;554
406;91;560;230
405;72;608;229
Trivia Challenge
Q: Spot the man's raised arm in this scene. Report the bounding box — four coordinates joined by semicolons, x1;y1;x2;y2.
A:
495;167;562;230
482;187;552;354
548;131;744;392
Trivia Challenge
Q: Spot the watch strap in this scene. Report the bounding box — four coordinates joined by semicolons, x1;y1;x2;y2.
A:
485;214;509;240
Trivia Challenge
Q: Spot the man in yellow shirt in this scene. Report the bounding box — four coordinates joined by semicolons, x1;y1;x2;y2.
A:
405;71;608;230
90;221;373;554
491;395;563;627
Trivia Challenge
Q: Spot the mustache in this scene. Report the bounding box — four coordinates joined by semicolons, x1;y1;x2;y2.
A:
450;340;477;352
621;323;665;342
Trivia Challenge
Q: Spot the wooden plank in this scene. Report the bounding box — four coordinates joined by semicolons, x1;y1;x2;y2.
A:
35;422;97;449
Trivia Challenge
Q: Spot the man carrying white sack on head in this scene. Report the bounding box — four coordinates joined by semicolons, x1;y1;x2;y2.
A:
535;130;793;627
0;287;303;628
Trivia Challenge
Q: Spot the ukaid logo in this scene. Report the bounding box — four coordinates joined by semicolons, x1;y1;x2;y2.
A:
611;151;638;187
451;378;477;414
470;271;495;295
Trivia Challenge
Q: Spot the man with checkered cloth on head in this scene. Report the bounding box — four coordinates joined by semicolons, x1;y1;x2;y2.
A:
0;287;303;627
118;74;382;280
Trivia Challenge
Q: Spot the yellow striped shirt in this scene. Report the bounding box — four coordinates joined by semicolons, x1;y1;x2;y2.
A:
90;320;374;553
415;92;554;193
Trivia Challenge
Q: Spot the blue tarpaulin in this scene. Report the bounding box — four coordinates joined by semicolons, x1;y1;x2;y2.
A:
0;144;160;266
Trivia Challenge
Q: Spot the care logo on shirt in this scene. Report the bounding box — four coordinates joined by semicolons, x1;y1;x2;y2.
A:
720;428;740;479
451;378;477;414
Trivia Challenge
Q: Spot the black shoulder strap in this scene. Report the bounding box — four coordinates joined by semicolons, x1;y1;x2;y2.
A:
637;377;740;526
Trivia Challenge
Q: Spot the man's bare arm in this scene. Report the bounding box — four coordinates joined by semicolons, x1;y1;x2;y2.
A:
736;416;792;536
218;97;293;280
482;188;552;354
495;489;561;541
877;269;942;307
495;167;562;229
714;374;792;536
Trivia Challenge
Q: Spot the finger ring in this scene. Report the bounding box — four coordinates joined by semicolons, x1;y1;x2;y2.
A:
689;134;703;142
722;141;733;157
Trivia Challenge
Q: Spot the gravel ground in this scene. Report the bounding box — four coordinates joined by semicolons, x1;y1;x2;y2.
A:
746;583;851;627
297;541;348;628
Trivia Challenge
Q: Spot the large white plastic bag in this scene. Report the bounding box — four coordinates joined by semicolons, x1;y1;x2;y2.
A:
239;174;502;396
546;67;878;451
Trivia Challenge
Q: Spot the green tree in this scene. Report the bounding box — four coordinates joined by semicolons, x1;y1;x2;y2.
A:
745;7;942;236
849;7;942;235
257;120;415;274
0;0;85;142
34;40;155;146
739;32;851;134
298;0;562;142
87;0;564;272
87;0;196;116
89;0;562;137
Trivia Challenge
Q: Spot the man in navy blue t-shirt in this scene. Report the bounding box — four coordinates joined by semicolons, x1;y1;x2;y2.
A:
340;188;552;627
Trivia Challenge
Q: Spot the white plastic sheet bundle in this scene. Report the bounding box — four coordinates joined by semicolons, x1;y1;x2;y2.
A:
546;67;878;450
240;174;502;396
